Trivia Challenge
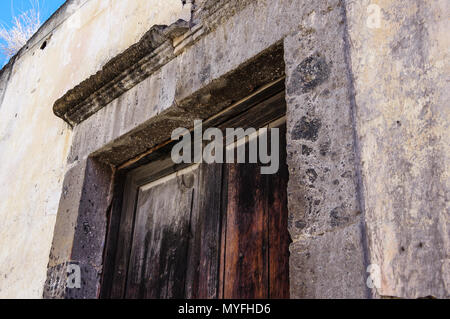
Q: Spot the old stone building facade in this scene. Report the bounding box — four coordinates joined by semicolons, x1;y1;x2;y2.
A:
0;0;448;298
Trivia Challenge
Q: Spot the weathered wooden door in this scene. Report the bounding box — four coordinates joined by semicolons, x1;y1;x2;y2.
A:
221;126;290;298
102;88;290;299
125;163;224;298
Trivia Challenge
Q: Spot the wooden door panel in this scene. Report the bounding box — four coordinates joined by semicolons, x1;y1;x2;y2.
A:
107;176;139;299
125;169;196;299
124;164;225;299
222;124;289;299
223;162;269;299
267;124;290;298
185;163;224;299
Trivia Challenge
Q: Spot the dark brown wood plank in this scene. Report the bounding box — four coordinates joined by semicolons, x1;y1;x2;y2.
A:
218;163;229;299
221;122;289;299
204;80;285;130
216;92;286;132
267;124;290;298
223;161;269;299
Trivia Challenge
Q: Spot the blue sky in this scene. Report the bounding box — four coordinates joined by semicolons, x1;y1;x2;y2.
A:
0;0;66;65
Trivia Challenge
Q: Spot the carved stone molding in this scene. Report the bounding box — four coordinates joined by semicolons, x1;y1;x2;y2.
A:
53;20;190;127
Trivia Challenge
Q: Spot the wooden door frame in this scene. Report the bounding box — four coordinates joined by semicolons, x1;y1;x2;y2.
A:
100;80;288;298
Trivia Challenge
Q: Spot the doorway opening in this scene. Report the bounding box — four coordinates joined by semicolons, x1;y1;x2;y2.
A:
101;80;291;299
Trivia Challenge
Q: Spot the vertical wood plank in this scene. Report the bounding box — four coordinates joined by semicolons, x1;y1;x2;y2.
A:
221;123;289;299
125;171;196;299
100;170;127;299
267;124;290;298
223;161;268;299
218;163;229;299
108;175;139;299
185;163;223;299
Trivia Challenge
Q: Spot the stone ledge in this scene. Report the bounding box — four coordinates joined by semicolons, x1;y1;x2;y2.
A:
53;19;190;127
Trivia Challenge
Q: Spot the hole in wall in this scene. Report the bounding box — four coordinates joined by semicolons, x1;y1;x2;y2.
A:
40;41;47;50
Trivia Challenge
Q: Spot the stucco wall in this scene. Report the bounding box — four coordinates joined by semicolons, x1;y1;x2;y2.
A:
0;0;190;299
346;0;449;298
